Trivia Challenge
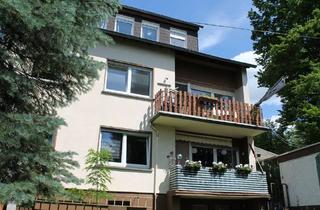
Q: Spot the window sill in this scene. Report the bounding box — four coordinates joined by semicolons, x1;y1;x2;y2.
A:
109;165;153;173
101;90;154;101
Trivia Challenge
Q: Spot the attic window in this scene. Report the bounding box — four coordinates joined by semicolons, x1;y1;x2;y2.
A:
170;28;187;48
115;15;134;35
141;21;159;41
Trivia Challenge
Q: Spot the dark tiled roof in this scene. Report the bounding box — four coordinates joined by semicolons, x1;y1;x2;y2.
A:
122;5;202;31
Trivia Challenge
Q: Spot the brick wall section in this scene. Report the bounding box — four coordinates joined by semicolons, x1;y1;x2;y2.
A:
187;31;199;51
107;16;115;31
159;23;171;44
133;17;142;37
17;192;154;210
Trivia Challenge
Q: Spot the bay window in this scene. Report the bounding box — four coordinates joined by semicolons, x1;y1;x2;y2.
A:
106;62;152;97
100;129;150;168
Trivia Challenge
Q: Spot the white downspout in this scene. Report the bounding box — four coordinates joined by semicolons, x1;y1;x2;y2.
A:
151;125;159;210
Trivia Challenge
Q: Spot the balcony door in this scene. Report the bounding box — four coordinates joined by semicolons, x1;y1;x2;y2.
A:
176;139;239;167
191;145;213;167
191;144;239;168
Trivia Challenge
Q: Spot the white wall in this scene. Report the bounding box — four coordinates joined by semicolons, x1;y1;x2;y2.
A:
235;68;251;103
55;41;175;192
248;137;257;171
54;38;255;194
279;153;320;207
153;125;176;193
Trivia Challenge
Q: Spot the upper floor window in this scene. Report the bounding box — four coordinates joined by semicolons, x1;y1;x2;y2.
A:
115;15;134;35
215;93;233;101
176;82;233;100
106;62;152;97
141;21;159;41
100;129;150;168
170;28;187;48
191;88;211;97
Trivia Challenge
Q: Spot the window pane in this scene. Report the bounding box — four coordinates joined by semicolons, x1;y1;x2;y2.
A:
215;94;232;101
101;131;122;162
107;67;128;92
192;146;213;167
127;135;147;165
191;88;211;97
116;19;133;35
170;37;186;48
176;83;188;92
217;148;233;167
142;25;158;41
130;69;151;96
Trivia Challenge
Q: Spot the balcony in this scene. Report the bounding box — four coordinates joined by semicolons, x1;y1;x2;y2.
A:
152;89;268;138
169;165;269;199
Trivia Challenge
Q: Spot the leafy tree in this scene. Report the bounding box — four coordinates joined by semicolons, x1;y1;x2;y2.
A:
249;0;320;145
85;149;112;204
0;0;120;206
254;120;299;154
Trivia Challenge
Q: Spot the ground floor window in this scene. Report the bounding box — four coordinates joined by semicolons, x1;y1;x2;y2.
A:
190;143;239;167
100;129;150;168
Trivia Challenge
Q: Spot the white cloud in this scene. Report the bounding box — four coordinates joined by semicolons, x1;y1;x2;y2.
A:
232;51;282;106
199;13;247;50
270;115;280;122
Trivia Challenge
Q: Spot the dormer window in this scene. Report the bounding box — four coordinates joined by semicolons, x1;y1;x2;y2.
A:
141;21;159;41
170;28;187;48
115;15;134;35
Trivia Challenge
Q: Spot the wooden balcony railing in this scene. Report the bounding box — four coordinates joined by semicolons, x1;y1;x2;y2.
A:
154;89;264;126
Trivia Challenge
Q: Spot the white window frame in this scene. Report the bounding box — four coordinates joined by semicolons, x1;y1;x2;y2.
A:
99;129;151;169
170;28;187;48
140;20;160;41
189;142;239;166
105;63;153;98
114;15;134;35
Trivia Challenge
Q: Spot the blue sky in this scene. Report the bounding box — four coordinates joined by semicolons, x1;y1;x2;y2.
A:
121;0;282;121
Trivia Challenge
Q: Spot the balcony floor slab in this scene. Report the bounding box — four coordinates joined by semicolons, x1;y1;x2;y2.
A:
151;111;269;138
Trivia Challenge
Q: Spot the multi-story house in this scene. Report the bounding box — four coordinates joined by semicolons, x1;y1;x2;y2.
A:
54;5;270;210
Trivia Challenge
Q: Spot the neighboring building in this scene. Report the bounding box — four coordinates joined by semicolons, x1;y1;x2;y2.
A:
276;142;320;210
256;147;277;162
54;5;270;210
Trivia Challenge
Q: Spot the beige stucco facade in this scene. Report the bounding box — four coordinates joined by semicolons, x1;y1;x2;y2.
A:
54;38;258;196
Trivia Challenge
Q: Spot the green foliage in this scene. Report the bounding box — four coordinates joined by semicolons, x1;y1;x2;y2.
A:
0;0;120;206
0;113;80;206
212;162;227;174
235;164;252;175
85;149;112;203
249;0;320;145
254;120;299;154
184;160;202;171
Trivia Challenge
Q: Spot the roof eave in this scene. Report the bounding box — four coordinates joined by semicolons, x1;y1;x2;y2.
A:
121;5;203;30
104;30;256;69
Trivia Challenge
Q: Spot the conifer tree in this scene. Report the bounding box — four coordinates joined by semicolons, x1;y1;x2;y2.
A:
0;0;120;206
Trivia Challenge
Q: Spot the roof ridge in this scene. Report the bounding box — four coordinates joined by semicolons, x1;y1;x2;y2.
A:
121;5;203;29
